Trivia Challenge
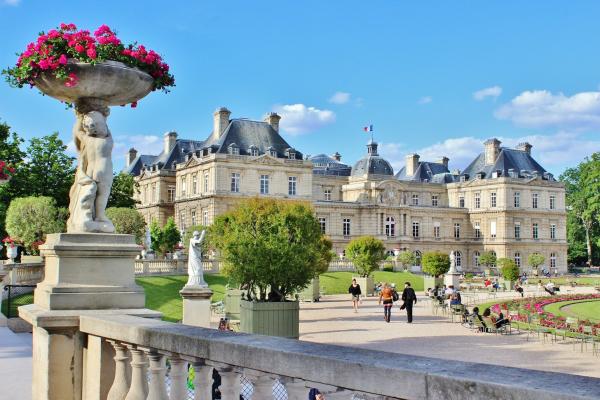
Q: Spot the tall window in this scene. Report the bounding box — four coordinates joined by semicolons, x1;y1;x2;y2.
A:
319;217;326;234
490;220;497;238
550;195;556;210
192;174;197;194
412;221;420;238
180;176;186;197
532;223;539;239
433;222;440;238
414;250;422;266
454;223;460;238
459;194;465;208
550;224;556;239
203;210;209;226
490;192;497;208
474;222;481;238
514;252;521;268
385;217;395;237
231;172;240;193
288;176;297;196
514;192;520;208
343;218;351;236
474;192;481;209
168;186;175;202
550;252;557;269
532;193;539;209
454;251;462;267
260;175;269;194
324;189;331;201
514;222;521;239
203;173;209;193
431;195;438;207
412;194;419;206
474;251;481;267
191;210;196;226
151;183;156;203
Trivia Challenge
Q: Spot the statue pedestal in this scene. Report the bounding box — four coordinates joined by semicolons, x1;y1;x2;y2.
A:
180;286;213;328
444;272;461;289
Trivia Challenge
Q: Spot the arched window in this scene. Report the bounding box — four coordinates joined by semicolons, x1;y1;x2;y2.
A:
385;217;395;237
386;250;395;257
414;250;422;266
454;251;462;267
514;252;521;268
473;251;480;267
550;252;557;269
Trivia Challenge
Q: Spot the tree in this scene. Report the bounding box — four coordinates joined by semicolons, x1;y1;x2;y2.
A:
149;217;181;256
5;196;66;253
22;133;75;208
182;225;210;255
105;207;146;244
479;251;497;270
0;120;26;236
560;153;600;265
421;251;450;277
346;236;386;277
528;253;545;272
497;258;520;282
108;172;139;208
211;198;330;301
396;250;416;271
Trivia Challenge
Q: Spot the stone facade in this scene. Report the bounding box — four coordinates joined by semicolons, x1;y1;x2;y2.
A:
128;108;568;273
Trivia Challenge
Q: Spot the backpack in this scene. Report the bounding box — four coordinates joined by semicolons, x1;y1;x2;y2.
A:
392;290;399;302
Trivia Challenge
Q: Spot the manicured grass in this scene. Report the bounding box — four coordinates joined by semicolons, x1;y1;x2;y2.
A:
135;275;228;322
319;271;423;294
543;299;600;323
536;277;600;286
0;292;34;318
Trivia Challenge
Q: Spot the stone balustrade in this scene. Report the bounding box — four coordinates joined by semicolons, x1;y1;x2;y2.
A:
134;259;221;276
1;262;45;285
78;314;600;400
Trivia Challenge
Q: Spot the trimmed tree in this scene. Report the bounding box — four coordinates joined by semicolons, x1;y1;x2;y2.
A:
346;236;386;277
182;224;210;255
108;172;139;208
528;253;546;272
422;251;451;277
479;251;497;270
397;250;416;271
106;207;146;244
5;196;66;253
211;198;330;302
497;258;520;282
149;217;181;256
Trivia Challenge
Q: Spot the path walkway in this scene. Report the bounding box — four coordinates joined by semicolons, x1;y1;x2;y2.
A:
0;327;32;399
300;293;600;378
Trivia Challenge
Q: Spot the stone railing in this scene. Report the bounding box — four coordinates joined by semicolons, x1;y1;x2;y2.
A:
78;314;600;400
327;260;355;272
1;262;44;286
134;259;221;276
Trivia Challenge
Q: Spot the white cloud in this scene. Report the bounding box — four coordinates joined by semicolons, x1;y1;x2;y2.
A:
273;104;335;135
328;92;351;104
495;90;600;130
417;96;432;105
414;137;483;170
473;86;502;101
3;0;21;5
112;134;163;159
378;142;406;171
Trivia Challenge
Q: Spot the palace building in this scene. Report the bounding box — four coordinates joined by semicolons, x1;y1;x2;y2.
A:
126;107;568;273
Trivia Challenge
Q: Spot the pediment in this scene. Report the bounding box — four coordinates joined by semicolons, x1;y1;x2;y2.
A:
375;179;404;190
253;154;284;166
182;156;200;168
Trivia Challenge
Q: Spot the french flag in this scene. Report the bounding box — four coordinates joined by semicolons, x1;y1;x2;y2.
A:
363;124;373;132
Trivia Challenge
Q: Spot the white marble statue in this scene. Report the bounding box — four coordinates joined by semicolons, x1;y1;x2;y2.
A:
185;230;208;288
449;251;457;274
67;103;115;233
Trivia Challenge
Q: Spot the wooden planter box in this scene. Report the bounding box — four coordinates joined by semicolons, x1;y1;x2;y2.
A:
353;276;375;296
299;277;320;302
240;300;299;339
224;288;243;321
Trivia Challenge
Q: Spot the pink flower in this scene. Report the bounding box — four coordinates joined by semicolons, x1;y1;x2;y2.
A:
58;54;67;65
130;101;138;108
48;30;61;39
64;73;78;87
74;43;85;53
38;59;50;70
86;47;97;59
60;23;77;31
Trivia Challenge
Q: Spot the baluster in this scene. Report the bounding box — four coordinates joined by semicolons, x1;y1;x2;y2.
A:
244;370;277;399
215;366;241;400
124;345;149;400
169;357;188;400
106;341;131;400
145;349;169;400
192;362;213;400
282;378;308;400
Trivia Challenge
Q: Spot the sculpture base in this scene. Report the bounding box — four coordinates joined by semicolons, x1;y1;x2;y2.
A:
34;233;145;310
444;272;461;289
180;286;213;328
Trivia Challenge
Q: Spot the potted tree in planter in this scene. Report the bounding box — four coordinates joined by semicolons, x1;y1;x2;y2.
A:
346;236;385;296
497;258;519;290
528;253;545;276
422;251;450;291
396;250;416;272
211;198;330;339
479;251;497;276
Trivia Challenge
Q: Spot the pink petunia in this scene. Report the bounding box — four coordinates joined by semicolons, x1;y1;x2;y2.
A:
86;47;97;59
58;54;67;65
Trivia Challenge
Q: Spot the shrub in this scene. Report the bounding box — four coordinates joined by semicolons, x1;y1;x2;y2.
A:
396;250;416;271
422;251;450;277
479;251;497;269
346;236;386;277
149;217;181;256
528;253;546;270
105;207;146;244
497;258;520;281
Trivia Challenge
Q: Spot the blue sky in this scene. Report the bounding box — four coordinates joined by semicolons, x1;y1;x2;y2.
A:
1;1;600;175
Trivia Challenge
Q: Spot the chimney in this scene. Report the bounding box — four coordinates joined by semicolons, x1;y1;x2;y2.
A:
264;112;281;132
332;152;341;161
213;107;231;140
164;131;177;154
516;142;532;155
484;138;501;165
126;148;137;167
405;153;420;176
437;156;449;169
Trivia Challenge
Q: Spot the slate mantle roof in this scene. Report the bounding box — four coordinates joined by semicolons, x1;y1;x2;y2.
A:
461;147;554;180
125;139;205;176
395;161;455;183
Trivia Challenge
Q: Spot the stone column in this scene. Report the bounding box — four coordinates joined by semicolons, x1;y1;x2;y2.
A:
180;286;213;328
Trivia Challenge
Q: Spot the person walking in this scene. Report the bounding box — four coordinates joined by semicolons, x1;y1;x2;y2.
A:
348;278;362;313
378;282;394;322
401;282;417;323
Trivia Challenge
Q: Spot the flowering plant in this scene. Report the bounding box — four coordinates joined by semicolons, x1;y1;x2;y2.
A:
2;236;16;248
0;160;16;181
2;23;175;102
30;240;45;255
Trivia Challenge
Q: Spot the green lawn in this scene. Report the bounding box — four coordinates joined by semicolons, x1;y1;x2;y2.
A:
536;277;600;286
320;271;423;294
543;299;600;323
1;291;34;318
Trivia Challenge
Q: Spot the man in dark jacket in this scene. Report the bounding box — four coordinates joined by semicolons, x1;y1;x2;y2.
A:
401;282;417;323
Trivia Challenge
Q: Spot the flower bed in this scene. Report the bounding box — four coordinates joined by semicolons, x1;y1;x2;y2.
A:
2;23;175;105
488;294;600;335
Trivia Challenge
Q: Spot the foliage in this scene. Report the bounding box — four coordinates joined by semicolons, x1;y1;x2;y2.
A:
528;253;546;269
421;251;450;277
346;236;386;277
149;217;181;256
211;198;330;302
0;121;25;236
182;225;211;256
107;172;139;208
497;258;520;281
105;207;146;244
5;196;66;253
396;250;416;271
479;251;497;268
3;23;174;98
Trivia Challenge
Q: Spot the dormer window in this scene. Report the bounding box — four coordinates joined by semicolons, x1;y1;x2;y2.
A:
228;143;240;155
460;175;467;182
248;146;259;157
171;162;177;170
267;146;277;157
285;147;296;159
476;172;485;179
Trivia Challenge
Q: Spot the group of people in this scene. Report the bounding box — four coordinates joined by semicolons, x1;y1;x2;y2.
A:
427;284;462;307
467;306;509;331
348;279;417;323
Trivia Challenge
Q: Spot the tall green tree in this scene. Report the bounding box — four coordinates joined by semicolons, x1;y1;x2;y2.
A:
479;251;497;270
421;251;451;277
528;253;545;272
108;172;139;208
346;236;386;277
0;120;26;236
149;217;181;256
23;133;75;208
106;207;146;244
397;250;416;271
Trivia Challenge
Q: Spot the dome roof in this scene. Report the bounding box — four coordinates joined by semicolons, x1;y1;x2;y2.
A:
310;153;352;176
351;142;393;177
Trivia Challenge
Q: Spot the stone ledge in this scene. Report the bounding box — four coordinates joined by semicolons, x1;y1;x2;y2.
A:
80;314;600;400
